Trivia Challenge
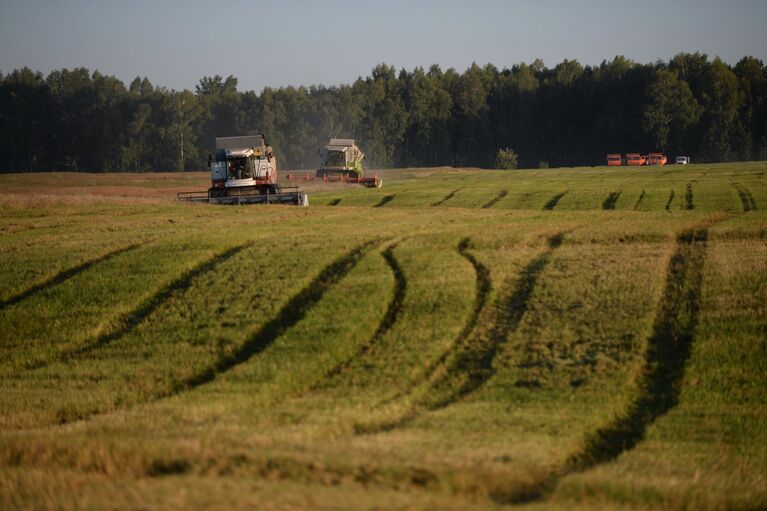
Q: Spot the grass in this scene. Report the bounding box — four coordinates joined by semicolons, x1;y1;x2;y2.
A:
0;162;765;510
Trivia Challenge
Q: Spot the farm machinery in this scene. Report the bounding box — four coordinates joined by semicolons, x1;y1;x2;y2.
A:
626;153;646;166
285;139;382;188
646;152;668;165
605;152;668;167
177;135;308;206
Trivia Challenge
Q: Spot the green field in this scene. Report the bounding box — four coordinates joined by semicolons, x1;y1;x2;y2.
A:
1;163;765;510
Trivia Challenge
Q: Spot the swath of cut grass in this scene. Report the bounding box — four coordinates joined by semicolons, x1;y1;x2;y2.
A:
499;226;711;504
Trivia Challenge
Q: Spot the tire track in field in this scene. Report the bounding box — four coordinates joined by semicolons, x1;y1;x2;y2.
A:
376;237;491;408
55;241;379;426
431;189;461;207
314;243;407;386
0;243;143;310
171;240;379;395
602;192;621;210
732;183;757;212
63;243;253;360
633;190;645;210
543;191;568;210
482;190;508;209
361;234;564;434
501;226;711;505
374;195;396;208
685;183;694;210
418;233;564;412
664;190;675;211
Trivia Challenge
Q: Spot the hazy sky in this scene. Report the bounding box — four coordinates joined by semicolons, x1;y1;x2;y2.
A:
1;0;765;92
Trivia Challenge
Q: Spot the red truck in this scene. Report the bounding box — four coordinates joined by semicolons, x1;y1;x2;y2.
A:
626;153;646;166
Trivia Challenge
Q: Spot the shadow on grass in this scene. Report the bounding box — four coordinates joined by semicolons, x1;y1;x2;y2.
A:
52;240;380;425
543;191;568;210
685;184;694;210
423;233;564;412
602;191;621;210
315;242;407;386
665;190;675;211
374;195;396;208
431;189;461;207
482;190;508;209
732;183;757;212
66;243;252;360
0;243;143;310
633;190;645;211
361;233;564;434
176;240;379;393
499;227;710;504
373;237;492;411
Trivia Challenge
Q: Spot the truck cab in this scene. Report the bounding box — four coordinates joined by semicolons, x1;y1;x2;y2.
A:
675;156;690;164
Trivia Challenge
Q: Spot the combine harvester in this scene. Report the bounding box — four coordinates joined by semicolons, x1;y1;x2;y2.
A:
285;139;382;188
177;135;308;206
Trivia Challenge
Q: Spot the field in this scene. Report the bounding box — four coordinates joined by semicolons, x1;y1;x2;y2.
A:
1;163;766;510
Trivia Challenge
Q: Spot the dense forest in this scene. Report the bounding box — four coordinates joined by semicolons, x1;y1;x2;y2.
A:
1;53;765;172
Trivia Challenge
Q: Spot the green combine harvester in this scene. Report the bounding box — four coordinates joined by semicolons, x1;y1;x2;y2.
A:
315;139;381;188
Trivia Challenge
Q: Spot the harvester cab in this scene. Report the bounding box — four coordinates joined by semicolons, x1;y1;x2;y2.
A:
177;134;308;206
210;134;275;190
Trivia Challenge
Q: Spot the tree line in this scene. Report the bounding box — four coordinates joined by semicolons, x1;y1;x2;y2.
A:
1;53;765;172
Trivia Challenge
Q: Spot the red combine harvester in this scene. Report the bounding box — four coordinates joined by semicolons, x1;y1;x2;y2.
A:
177;135;308;206
646;153;668;165
606;154;623;166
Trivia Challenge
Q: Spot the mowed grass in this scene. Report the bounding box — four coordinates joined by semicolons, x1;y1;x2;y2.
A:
0;162;765;510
